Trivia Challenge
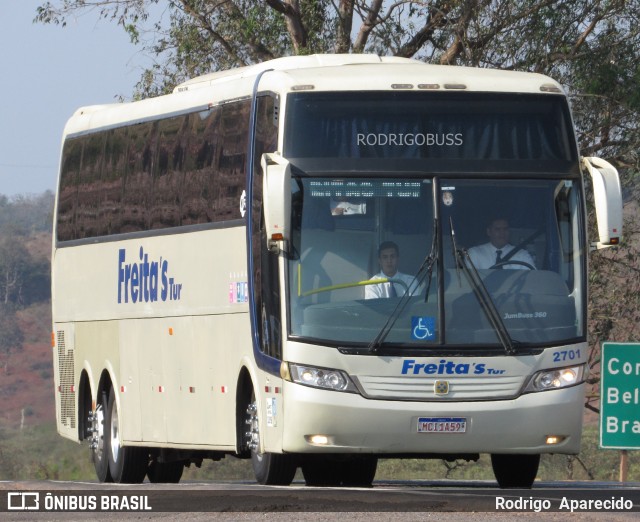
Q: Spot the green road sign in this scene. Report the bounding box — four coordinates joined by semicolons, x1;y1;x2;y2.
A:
600;342;640;449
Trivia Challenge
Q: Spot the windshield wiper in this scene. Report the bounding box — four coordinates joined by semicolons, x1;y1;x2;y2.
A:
368;219;439;353
449;217;517;356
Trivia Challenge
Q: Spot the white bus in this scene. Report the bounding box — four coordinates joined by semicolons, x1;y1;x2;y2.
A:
52;54;622;488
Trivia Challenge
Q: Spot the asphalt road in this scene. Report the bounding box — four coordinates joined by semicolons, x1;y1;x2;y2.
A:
0;480;638;520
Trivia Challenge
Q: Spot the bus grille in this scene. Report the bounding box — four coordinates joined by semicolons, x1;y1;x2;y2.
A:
355;374;525;401
56;330;76;428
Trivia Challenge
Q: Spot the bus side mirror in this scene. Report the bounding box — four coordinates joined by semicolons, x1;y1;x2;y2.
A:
582;156;623;250
262;153;291;252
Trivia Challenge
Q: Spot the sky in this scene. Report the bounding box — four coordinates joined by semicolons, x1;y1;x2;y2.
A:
0;1;150;197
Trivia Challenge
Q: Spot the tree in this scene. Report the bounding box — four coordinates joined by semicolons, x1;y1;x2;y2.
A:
0;191;54;235
0;304;24;375
0;236;31;305
0;193;53;306
36;0;640;411
585;205;640;413
35;1;640;173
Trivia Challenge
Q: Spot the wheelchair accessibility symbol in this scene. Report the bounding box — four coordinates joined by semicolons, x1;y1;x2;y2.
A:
411;316;436;341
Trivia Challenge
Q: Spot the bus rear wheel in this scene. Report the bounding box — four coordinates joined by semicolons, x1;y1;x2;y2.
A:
491;453;540;488
91;391;112;483
106;387;148;483
245;395;296;485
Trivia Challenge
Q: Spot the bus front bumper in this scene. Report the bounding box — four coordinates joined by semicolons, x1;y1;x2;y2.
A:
281;381;584;455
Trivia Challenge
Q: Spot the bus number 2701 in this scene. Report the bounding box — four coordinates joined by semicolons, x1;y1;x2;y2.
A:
552;349;581;362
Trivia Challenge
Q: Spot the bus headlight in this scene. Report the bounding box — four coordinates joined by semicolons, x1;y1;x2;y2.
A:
287;363;358;393
525;364;586;393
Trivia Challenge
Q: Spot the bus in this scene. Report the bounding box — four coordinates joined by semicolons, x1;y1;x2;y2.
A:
51;54;622;488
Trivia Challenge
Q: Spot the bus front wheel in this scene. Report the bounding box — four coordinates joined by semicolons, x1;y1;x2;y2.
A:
491;453;540;488
245;395;297;485
302;456;377;487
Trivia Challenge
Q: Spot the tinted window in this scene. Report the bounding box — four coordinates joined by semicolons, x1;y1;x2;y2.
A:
56;96;277;242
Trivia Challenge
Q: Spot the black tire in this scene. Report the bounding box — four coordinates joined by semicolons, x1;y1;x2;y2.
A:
92;391;112;483
245;393;297;485
147;459;185;483
301;460;338;486
302;456;377;487
341;456;378;487
106;387;148;484
252;451;297;485
491;453;540;489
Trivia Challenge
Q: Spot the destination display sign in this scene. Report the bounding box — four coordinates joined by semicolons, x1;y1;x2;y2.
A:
309;180;423;199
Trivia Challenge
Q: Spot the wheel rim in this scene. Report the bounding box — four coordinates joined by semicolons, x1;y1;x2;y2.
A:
94;404;106;461
110;399;121;463
244;400;260;454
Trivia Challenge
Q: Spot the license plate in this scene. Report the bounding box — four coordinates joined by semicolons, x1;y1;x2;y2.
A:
417;417;467;433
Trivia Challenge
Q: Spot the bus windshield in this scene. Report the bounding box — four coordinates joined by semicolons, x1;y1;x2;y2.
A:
288;176;585;350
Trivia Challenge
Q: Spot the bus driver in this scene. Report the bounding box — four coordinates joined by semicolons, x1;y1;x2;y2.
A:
467;218;535;270
365;241;421;299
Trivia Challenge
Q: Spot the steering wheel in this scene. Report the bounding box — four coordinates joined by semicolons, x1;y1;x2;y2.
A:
489;260;536;270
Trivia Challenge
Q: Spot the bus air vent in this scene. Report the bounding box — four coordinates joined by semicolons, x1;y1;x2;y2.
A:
57;330;76;429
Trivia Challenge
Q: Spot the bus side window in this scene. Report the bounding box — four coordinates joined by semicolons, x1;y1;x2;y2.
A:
252;95;282;360
57;139;82;242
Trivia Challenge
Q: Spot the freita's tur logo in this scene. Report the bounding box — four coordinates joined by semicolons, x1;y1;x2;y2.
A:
434;380;450;396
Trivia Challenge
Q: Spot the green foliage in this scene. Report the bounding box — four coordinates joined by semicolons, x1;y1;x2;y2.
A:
0;304;24;372
0;194;52;373
0;193;53;307
32;2;640;183
0;424;95;480
0;239;30;304
0;236;50;307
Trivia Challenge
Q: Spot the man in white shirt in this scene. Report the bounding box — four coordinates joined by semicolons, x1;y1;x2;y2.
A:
365;241;420;299
467;218;535;270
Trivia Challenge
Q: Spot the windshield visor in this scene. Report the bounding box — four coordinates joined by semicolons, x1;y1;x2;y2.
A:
285;92;577;165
